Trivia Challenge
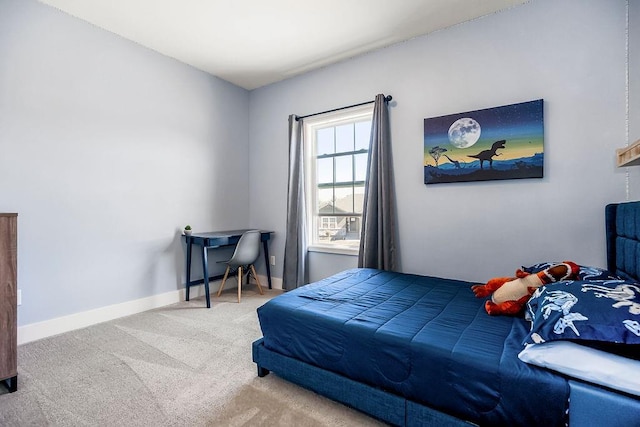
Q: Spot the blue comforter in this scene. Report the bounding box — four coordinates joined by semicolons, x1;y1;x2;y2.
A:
258;268;568;426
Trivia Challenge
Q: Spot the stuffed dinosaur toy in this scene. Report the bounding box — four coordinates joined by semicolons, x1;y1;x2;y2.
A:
471;261;580;316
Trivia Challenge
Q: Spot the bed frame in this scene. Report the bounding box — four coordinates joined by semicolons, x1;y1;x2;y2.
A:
253;201;640;426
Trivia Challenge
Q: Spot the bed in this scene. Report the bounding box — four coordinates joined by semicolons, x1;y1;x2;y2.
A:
252;201;640;426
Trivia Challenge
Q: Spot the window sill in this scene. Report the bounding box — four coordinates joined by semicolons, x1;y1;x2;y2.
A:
308;245;359;256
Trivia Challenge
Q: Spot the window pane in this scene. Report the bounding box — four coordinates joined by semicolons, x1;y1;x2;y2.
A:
354;153;367;181
355;120;371;150
323;215;362;242
334;187;354;213
317;217;332;242
305;105;373;249
335;124;354;153
345;216;362;241
335;155;353;183
317;188;334;213
320;217;336;229
317;157;333;184
317;127;334;155
353;185;365;214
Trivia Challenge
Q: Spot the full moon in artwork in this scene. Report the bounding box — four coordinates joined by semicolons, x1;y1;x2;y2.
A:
448;118;481;148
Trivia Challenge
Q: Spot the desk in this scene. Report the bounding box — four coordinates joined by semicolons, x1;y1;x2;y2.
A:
184;230;273;308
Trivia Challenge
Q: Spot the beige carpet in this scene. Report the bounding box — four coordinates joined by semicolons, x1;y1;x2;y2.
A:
0;287;386;426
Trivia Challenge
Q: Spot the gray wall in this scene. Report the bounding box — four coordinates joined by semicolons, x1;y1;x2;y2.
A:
1;0;635;328
631;0;640;143
0;0;250;326
249;0;629;283
629;0;640;200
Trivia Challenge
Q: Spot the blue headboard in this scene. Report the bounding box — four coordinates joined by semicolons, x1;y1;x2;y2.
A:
606;201;640;281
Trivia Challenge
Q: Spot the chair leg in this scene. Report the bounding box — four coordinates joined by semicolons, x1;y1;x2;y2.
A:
237;266;243;303
217;266;230;297
250;265;264;295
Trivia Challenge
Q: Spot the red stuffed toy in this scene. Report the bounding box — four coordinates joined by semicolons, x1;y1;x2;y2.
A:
471;261;580;316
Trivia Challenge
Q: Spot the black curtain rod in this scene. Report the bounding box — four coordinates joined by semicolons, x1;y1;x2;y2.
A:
296;94;392;121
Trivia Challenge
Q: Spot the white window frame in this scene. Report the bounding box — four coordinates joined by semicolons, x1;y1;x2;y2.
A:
303;104;374;255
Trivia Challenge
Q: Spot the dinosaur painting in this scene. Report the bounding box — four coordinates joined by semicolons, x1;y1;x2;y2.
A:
423;99;544;184
467;140;506;169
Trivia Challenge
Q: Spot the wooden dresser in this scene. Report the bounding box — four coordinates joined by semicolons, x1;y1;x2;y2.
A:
0;213;17;393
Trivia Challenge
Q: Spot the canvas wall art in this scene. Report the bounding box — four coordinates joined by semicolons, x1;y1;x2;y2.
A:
423;99;544;185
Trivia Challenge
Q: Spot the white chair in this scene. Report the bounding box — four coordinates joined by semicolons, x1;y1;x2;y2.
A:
216;230;264;302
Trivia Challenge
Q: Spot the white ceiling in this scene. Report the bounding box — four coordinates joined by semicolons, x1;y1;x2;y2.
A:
38;0;528;90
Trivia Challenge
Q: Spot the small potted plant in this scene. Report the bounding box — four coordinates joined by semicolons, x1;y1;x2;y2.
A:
184;225;193;236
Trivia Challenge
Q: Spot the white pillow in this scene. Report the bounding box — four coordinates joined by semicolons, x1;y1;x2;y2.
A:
518;341;640;397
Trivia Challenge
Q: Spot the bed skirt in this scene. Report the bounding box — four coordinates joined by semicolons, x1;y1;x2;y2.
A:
252;338;471;427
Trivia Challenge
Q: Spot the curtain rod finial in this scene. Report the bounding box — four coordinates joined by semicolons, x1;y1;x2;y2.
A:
384;95;392;103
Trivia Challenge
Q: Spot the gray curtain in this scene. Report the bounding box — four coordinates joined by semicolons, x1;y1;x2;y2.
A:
358;94;397;270
283;115;308;290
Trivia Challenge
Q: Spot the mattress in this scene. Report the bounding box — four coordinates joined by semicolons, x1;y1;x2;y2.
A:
257;268;569;426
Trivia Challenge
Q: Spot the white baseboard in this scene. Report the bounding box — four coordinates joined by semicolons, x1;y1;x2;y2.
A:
17;275;282;345
18;289;182;345
260;274;283;290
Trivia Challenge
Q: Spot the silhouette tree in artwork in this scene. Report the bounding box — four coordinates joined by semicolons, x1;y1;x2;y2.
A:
428;146;448;167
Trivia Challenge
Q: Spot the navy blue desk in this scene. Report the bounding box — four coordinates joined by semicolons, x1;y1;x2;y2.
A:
184;230;273;308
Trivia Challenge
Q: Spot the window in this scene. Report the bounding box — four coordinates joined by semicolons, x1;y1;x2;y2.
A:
304;104;373;253
320;217;337;229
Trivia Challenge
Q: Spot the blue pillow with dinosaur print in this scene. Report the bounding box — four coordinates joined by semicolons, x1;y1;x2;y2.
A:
522;262;620;281
524;279;640;345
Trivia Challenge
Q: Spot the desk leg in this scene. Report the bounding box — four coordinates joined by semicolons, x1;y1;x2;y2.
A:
1;375;17;393
263;240;272;289
185;237;192;301
201;246;211;308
